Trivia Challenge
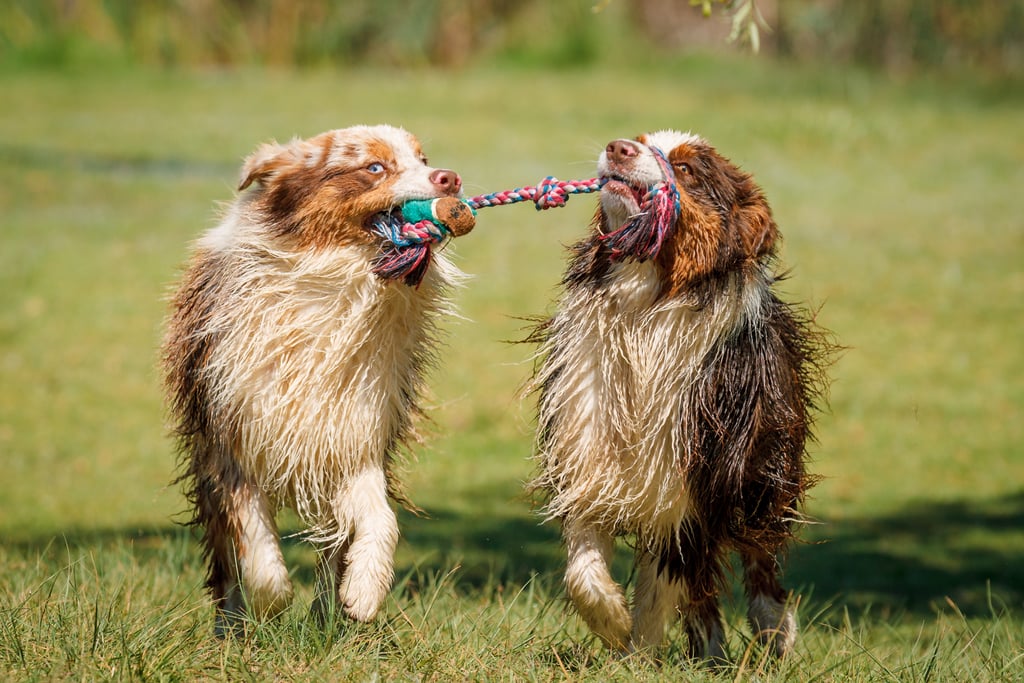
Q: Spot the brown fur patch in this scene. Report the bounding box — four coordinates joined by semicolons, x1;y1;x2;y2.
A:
364;138;398;170
657;199;724;297
278;171;394;249
656;141;779;298
243;134;406;250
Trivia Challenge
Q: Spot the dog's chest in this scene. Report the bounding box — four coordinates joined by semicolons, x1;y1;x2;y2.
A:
576;261;718;425
209;245;451;481
539;261;746;532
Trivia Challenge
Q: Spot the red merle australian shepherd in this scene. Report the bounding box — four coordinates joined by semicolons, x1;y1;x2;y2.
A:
162;125;466;636
530;130;831;661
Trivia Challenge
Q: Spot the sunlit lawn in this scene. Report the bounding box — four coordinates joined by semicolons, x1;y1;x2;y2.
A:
1;59;1022;680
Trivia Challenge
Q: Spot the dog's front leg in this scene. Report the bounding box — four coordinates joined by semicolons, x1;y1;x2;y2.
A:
332;467;398;622
563;521;631;650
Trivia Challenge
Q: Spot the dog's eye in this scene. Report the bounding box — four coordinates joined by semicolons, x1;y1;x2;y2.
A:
674;162;692;175
419;156;429;166
367;162;385;175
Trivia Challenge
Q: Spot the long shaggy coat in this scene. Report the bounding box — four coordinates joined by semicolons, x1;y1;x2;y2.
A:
162;125;465;634
530;130;831;660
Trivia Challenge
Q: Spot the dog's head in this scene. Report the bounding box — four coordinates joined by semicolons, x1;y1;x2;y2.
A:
238;125;462;249
598;130;777;291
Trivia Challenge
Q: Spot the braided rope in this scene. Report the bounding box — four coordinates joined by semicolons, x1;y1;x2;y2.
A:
369;217;448;247
465;176;606;211
370;176;605;285
371;157;679;284
368;215;451;286
651;147;682;219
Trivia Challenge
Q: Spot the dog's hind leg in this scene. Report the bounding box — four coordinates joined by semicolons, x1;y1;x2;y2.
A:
673;546;727;664
330;467;398;622
629;548;679;653
679;588;727;664
196;462;292;636
194;470;245;638
741;548;797;658
563;521;631;650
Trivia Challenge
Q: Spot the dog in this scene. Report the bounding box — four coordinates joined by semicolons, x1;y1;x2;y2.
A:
530;130;830;661
162;125;467;635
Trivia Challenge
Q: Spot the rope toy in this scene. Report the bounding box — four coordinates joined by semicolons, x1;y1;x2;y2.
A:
597;147;681;264
368;151;680;286
369;197;476;285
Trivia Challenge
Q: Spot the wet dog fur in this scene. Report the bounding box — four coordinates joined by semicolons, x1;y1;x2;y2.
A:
162;125;465;635
530;130;831;660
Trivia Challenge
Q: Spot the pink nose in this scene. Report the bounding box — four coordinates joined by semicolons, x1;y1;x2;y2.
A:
429;169;461;195
606;139;639;163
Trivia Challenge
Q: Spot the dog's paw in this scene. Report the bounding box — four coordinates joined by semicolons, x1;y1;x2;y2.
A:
338;573;390;622
748;594;797;657
341;593;384;622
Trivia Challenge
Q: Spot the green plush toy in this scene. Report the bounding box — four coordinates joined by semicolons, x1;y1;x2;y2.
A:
400;197;477;237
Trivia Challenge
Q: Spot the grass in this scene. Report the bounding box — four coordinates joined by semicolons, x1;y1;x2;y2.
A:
1;56;1022;679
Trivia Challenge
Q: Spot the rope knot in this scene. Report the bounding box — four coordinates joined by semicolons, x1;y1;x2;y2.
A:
534;176;567;210
395;219;449;246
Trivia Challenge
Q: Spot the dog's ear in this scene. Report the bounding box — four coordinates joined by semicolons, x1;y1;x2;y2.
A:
721;163;778;260
238;141;298;191
736;191;778;259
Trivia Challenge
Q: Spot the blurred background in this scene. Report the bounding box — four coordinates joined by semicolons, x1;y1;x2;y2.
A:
2;0;1022;74
1;0;1021;626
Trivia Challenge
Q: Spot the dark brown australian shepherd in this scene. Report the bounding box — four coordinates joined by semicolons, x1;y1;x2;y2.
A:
530;130;830;661
162;125;467;635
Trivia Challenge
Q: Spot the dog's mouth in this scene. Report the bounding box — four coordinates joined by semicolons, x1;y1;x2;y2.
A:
363;193;451;234
600;173;647;221
363;204;405;232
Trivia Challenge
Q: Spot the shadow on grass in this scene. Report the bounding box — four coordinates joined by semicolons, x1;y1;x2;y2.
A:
6;491;1023;620
397;503;566;588
789;490;1024;619
399;488;1024;619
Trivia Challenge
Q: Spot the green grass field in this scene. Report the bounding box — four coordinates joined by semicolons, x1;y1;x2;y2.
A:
1;58;1022;680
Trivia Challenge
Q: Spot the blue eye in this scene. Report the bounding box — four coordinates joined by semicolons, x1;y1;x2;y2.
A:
367;162;385;174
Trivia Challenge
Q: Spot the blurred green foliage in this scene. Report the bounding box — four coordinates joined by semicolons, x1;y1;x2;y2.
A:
0;0;1020;74
0;0;638;69
778;0;1024;74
